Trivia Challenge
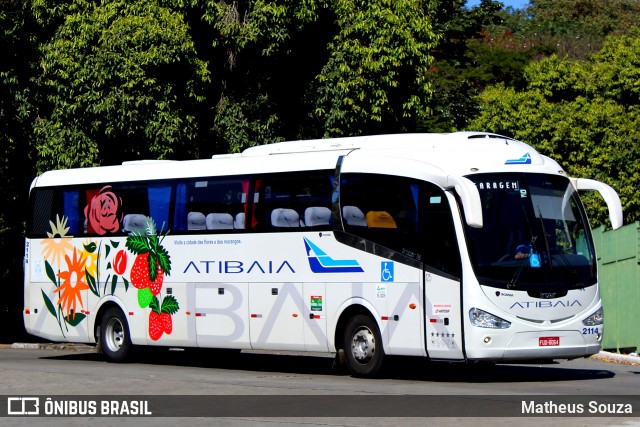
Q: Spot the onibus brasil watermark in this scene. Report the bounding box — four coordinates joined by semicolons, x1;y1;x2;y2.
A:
7;397;151;416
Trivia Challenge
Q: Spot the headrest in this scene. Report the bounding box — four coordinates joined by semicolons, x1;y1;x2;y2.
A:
234;212;246;229
365;211;397;229
187;211;206;230
122;214;147;232
342;205;367;227
206;213;234;230
305;206;331;227
271;208;300;227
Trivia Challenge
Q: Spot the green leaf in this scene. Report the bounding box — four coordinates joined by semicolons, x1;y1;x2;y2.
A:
126;235;151;254
149;294;160;314
86;269;99;297
84;241;97;253
160;295;179;315
147;252;158;282
156;245;171;276
103;273;111;295
41;289;57;317
110;274;118;295
64;312;87;326
123;277;129;292
111;240;120;248
45;260;57;285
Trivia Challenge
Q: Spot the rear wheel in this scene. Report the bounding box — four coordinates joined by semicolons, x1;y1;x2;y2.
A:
100;307;132;363
343;314;385;378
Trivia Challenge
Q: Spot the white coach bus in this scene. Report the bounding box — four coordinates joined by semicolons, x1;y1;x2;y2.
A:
23;132;623;377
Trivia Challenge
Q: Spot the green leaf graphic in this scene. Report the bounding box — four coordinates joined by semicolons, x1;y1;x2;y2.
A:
86;269;99;297
156;246;171;276
149;295;161;314
148;252;158;282
110;275;118;295
126;236;151;255
41;289;57;317
84;242;97;253
64;312;86;326
161;295;179;315
45;260;57;285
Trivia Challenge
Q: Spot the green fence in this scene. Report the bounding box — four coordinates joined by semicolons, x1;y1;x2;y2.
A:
593;222;640;353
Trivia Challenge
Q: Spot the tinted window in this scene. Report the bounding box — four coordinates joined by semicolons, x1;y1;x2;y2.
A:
340;173;460;276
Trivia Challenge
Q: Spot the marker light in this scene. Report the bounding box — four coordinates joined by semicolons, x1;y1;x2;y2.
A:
582;307;604;326
469;307;511;329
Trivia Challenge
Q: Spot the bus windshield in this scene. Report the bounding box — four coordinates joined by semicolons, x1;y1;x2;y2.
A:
464;173;596;292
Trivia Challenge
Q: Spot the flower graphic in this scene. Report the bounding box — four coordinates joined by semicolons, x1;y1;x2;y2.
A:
82;239;99;279
113;249;128;275
55;247;90;320
40;214;73;269
85;186;122;235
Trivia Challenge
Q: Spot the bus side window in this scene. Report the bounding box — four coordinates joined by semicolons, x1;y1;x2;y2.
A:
256;171;333;232
176;177;246;233
340;173;422;260
29;189;55;237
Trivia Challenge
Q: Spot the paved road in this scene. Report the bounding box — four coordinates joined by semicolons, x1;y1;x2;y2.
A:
0;345;639;426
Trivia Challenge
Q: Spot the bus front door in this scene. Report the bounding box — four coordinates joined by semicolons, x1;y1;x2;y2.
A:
424;270;464;360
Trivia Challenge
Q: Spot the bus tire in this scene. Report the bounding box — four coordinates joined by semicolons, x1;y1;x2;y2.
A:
100;307;132;363
343;314;384;378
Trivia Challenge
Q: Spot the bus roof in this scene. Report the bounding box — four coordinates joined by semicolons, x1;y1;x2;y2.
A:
31;132;565;189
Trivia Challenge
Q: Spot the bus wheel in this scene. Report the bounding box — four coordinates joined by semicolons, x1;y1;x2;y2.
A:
344;314;384;378
100;307;132;363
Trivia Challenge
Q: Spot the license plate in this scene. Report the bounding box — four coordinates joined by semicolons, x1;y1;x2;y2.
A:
539;336;560;346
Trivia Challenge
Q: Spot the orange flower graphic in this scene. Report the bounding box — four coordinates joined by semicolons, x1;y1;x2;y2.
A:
41;214;73;269
55;247;90;319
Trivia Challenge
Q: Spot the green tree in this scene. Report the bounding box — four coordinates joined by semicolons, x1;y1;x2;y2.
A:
0;0;42;340
521;0;640;58
197;0;329;152
33;0;210;171
311;0;439;137
422;0;543;132
469;29;640;227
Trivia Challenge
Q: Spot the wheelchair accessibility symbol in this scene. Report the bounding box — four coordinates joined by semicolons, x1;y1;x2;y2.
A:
381;262;394;282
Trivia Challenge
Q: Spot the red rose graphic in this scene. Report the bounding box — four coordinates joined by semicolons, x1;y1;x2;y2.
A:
85;186;122;235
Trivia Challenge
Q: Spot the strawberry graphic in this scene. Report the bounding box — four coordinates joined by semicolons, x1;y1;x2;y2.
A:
124;218;178;340
148;294;179;341
137;287;154;308
161;311;173;334
131;253;164;295
125;218;171;302
149;311;165;341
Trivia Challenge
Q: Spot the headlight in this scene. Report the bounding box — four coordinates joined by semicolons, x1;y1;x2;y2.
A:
582;307;604;326
469;307;511;329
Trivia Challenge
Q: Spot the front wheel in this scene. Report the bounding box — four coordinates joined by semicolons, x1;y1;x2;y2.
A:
99;307;133;363
343;314;385;378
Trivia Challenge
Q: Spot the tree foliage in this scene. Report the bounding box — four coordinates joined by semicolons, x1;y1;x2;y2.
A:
311;0;439;136
470;28;640;227
33;0;210;171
